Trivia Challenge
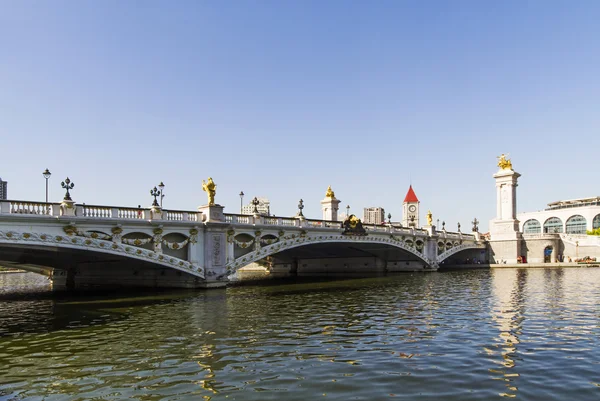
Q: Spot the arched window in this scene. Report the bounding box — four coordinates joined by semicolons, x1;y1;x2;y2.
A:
523;219;541;234
566;215;587;234
593;214;600;230
543;217;563;233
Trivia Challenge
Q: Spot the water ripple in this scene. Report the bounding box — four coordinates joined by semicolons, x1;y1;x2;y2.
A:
1;269;600;400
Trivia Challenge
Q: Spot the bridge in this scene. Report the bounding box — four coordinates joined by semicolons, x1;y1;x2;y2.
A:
0;193;486;290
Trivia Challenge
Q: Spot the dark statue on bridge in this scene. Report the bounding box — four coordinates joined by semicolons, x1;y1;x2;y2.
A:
342;215;367;236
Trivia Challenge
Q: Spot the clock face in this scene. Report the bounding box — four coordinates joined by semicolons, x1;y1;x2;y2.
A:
409;205;416;212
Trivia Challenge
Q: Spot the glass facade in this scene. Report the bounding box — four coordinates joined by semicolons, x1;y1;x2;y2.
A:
566;215;587;234
523;219;541;234
543;217;563;233
593;214;600;230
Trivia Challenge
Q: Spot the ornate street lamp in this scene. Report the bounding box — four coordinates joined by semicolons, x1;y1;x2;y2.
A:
471;218;479;232
42;168;51;203
251;197;260;214
239;191;244;214
387;213;392;224
457;222;461;232
442;221;446;230
297;199;304;217
158;182;165;208
346;205;350;217
150;186;160;207
61;177;74;201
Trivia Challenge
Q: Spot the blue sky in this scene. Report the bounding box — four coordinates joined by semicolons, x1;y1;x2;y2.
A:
1;1;599;231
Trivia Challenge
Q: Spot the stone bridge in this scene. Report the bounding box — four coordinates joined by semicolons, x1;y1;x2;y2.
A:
0;199;486;290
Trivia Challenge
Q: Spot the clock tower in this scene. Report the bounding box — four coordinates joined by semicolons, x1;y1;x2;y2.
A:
402;185;420;228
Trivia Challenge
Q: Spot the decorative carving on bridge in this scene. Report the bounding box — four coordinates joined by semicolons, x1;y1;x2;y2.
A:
0;230;204;278
122;237;152;246
202;177;217;205
189;228;199;244
212;234;223;266
497;153;513;170
342;215;367;236
162;237;190;250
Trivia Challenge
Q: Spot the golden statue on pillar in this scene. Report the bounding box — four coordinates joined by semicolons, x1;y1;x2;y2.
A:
202;177;217;205
497;153;513;170
325;185;336;199
426;210;433;226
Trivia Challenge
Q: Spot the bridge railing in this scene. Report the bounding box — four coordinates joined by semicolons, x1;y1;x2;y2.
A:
0;200;202;223
361;223;428;236
0;200;58;216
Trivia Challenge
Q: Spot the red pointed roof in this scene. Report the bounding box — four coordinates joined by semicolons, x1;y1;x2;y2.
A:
403;185;419;203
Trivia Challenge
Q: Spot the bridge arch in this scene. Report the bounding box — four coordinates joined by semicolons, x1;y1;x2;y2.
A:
226;233;433;274
437;243;487;264
0;229;204;279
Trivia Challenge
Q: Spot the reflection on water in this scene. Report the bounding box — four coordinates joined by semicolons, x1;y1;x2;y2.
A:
1;269;600;400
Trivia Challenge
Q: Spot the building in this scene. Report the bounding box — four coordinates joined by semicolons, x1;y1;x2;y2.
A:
518;197;600;234
241;197;271;215
488;155;600;264
402;185;420;227
0;178;6;200
363;207;385;224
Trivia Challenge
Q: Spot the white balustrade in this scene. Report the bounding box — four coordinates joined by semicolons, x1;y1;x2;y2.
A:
82;205;111;218
186;213;199;222
118;208;144;219
8;201;53;215
165;211;184;221
263;217;278;225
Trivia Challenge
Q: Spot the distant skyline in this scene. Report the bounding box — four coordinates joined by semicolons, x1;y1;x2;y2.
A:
1;1;599;231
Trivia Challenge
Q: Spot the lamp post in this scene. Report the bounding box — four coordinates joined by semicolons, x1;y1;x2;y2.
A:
471;218;479;232
158;182;165;208
297;199;304;217
239;191;244;214
61;177;74;201
251;197;260;214
150;186;160;207
387;213;392;224
346;205;350;218
42;168;51;203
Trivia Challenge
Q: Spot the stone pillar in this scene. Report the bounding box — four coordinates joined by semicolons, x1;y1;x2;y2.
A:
150;206;163;220
202;226;228;287
60;199;76;217
198;204;224;223
423;234;439;268
321;196;341;221
489;166;522;263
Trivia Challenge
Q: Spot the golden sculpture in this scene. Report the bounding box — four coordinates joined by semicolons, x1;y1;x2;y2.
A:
497;153;513;170
325;185;336;199
426;210;433;226
202;177;217;205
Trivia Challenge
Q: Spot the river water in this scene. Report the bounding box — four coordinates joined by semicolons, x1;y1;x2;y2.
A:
0;268;599;400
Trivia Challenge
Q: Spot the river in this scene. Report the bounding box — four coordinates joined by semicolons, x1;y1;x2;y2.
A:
1;268;599;400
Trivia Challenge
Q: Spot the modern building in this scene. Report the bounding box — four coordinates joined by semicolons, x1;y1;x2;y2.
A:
0;178;6;200
402;185;420;228
518;197;600;234
241;197;271;215
363;207;385;224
